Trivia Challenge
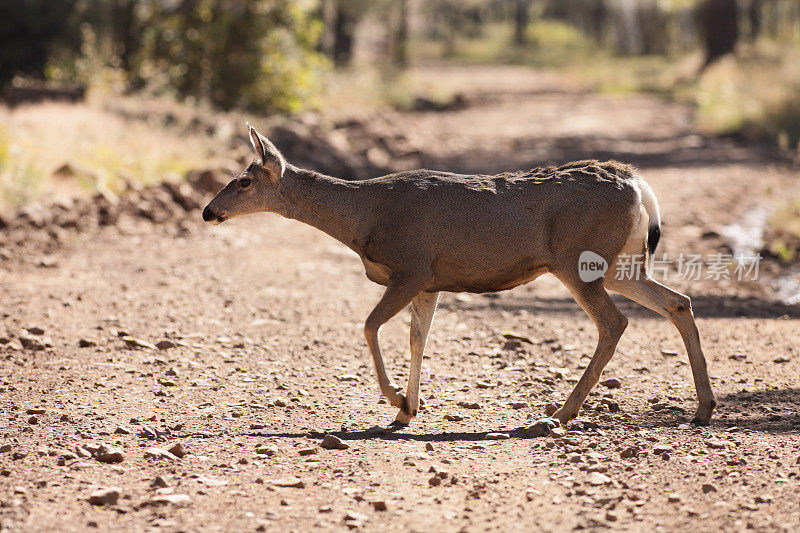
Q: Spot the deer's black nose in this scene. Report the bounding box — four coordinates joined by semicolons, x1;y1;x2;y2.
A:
202;205;216;222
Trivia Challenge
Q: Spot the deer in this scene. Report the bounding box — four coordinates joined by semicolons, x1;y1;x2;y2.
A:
202;124;717;429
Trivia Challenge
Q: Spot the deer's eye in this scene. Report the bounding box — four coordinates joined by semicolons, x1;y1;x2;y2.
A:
237;177;252;188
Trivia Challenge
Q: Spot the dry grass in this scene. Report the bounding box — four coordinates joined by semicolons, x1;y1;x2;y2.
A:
0;97;224;212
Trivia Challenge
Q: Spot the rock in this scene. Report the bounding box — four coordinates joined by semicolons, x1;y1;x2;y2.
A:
167;443;186;458
0;444;11;453
250;423;267;430
527;417;560;437
321;435;349;450
600;378;622;389
706;439;730;449
549;427;567;438
195;475;227;486
121;336;157;350
255;445;278;456
139;426;159;439
78;338;97;348
270;477;305;488
444;414;464;421
144;447;179;461
755;494;773;504
425;443;434;452
155;340;175;350
701;483;717;493
25;326;45;335
336;374;360;382
371;500;388;512
298;447;317;456
773;356;789;364
27;415;39;424
503;339;524;351
501;332;534;344
587;472;612;486
457;401;481;409
151;476;169;488
661;348;678;356
19;335;45;351
88;487;121;506
26;408;44;415
667;493;682;503
510;401;529;409
544;403;558;416
344;510;368;524
484;432;510;440
620;447;639;459
429;476;442;486
144;493;192;506
75;446;92;459
114;426;131;435
95;445;125;464
653;445;672;455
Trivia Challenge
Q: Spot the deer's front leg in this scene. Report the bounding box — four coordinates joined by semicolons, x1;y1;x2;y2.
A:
364;279;422;414
395;291;439;425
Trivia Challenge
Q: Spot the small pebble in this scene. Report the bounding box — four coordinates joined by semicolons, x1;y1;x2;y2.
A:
88;487;120;506
167;443;186;458
321;435;349;450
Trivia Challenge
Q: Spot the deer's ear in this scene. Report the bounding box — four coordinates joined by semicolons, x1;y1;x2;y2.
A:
247;123;285;177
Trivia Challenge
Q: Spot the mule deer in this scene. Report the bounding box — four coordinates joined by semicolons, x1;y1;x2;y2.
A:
202;124;716;427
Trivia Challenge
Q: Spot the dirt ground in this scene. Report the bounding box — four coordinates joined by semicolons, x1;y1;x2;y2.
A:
1;65;799;532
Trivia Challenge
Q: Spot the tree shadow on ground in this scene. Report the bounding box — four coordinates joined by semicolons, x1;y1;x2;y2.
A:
421;132;787;175
246;426;535;443
240;388;800;443
439;293;800;319
633;388;800;434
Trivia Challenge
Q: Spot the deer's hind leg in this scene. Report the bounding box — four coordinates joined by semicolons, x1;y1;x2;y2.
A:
552;276;628;424
364;279;423;414
395;291;439;425
604;275;716;424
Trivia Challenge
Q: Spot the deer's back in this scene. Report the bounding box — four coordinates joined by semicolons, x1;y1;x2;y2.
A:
359;161;641;292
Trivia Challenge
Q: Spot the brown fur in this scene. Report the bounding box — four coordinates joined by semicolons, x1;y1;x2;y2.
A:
203;126;716;428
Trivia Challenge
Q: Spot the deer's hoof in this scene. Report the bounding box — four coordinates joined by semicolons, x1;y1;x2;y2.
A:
394;408;413;425
552;408;576;425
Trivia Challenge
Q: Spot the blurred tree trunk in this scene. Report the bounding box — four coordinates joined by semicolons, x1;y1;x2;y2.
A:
588;0;606;43
392;0;409;67
331;1;355;67
700;0;739;69
112;0;138;72
747;0;762;40
514;0;532;45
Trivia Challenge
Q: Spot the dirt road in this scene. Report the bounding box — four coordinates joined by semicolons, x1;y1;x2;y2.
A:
1;65;799;532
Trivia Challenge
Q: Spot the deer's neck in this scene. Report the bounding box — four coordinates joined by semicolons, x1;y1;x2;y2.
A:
277;167;365;252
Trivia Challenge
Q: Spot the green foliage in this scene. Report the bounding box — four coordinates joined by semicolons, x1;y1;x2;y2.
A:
136;0;328;113
765;197;800;264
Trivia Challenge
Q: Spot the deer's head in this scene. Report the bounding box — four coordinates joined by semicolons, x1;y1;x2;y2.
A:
202;124;286;224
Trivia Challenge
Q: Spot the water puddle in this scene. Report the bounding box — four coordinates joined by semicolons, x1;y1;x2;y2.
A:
721;205;800;305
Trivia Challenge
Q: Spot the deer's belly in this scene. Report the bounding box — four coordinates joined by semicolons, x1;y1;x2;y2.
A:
431;256;549;293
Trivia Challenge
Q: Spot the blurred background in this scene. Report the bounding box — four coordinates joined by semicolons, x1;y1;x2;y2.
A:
1;0;799;265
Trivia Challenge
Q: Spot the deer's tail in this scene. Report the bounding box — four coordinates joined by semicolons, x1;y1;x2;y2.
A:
636;177;661;255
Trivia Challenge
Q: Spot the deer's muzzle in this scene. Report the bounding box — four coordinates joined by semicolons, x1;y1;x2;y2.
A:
202;205;225;224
